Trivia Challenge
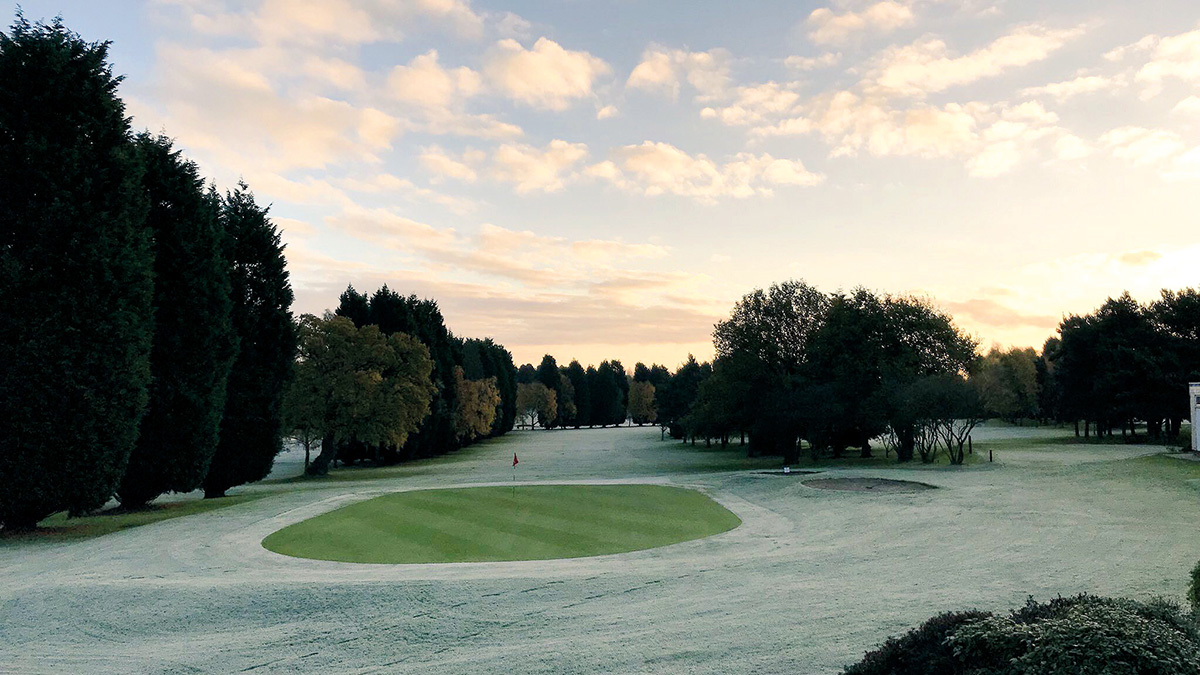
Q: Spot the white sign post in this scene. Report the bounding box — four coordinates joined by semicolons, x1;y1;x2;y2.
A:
1191;382;1200;453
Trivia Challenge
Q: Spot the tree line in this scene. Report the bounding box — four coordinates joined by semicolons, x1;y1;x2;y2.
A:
512;356;669;430
0;18;295;529
290;286;519;475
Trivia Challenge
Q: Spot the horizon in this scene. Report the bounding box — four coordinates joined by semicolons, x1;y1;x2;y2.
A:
15;0;1200;368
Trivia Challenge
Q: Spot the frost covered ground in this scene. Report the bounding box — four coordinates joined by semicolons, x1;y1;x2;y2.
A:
2;424;1197;674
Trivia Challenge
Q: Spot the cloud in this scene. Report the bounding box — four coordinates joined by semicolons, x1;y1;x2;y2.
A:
1053;134;1092;161
871;24;1086;97
1172;96;1200;116
700;81;801;126
490;140;590;192
753;93;1069;176
785;52;842;71
1118;250;1163;266
130;45;402;174
420;146;483;182
421;141;589;192
805;1;914;46
596;105;619;119
1099;126;1185;165
1020;74;1122;101
160;0;485;45
387;50;481;109
593;142;824;202
942;298;1059;329
483;37;611;110
626;46;733;101
1133;28;1200;97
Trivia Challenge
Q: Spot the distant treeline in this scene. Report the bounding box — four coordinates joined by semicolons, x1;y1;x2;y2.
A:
522;282;1199;464
292;286;519;475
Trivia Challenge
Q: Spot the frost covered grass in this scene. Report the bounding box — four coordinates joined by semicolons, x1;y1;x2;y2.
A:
3;424;1199;674
0;493;269;542
261;484;741;563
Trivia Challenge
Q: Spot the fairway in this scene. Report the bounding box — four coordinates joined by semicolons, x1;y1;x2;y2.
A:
261;484;742;563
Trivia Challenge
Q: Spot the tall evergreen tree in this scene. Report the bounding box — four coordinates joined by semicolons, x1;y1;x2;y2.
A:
0;17;154;528
203;184;295;498
535;355;563;427
117;135;237;507
564;360;590;427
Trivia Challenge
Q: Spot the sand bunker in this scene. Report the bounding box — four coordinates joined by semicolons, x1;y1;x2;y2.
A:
802;477;936;493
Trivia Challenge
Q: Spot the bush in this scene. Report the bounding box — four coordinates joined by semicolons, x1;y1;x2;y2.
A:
1189;561;1200;613
843;610;990;675
845;595;1200;675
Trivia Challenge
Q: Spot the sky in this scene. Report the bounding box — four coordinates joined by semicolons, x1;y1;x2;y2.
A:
13;0;1200;369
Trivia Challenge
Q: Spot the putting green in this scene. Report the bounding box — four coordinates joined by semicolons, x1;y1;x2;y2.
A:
261;484;741;563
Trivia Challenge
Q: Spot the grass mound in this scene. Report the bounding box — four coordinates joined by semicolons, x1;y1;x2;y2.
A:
262;484;740;563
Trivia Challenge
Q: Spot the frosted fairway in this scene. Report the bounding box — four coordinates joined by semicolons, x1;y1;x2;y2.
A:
2;424;1198;673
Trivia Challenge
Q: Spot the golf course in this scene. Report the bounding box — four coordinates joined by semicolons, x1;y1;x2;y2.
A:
2;423;1198;673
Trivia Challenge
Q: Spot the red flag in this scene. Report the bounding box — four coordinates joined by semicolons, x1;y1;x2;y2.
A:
512;452;519;467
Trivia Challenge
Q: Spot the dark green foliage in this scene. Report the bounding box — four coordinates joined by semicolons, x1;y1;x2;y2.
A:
563;360;590;427
535;355;563;427
0;17;154;527
463;337;517;436
845;595;1200;675
1052;292;1185;440
843;610;990;675
1189;560;1200;613
589;361;627;426
203;185;295;498
516;363;537;384
117;135;237;507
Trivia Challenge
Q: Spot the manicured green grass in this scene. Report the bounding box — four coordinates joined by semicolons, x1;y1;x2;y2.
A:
261;484;741;563
1;493;269;543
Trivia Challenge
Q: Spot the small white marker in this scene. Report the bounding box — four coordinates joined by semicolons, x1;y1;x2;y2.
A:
783;466;791;474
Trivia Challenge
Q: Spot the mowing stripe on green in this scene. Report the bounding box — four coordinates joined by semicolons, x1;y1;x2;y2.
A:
261;484;741;563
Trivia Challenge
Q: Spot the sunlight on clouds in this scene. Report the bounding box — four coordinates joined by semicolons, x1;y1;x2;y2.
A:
420;141;589;192
1100;126;1185;166
626;46;732;101
594;142;823;202
1020;75;1123;101
805;1;914;46
484;37;611;111
870;24;1086;97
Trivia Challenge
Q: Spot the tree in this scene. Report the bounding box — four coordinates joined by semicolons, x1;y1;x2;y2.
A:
563;360;590;427
516;382;557;429
285;315;435;476
535;355;564;427
0;17;154;528
454;367;501;442
516;363;537;384
203;184;296;498
628;382;657;425
974;347;1039;422
117;134;237;508
591;361;626;426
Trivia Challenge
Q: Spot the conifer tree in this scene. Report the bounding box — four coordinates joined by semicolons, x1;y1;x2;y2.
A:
117;135;237;507
203;184;296;498
0;17;154;528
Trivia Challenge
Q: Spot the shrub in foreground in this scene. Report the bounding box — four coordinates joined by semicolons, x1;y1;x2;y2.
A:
846;595;1200;675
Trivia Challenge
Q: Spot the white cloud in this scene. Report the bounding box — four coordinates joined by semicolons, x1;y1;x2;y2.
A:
593;142;823;202
1172;96;1200;116
805;1;914;46
483;37;611;110
1020;75;1121;101
626;46;732;101
1054;134;1092;161
1100;126;1185;165
387;50;481;109
784;52;842;71
492;11;532;40
420;145;483;182
420;141;589;192
700;81;801;126
490;140;590;193
1134;28;1200;97
596;105;619;119
871;24;1086;97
